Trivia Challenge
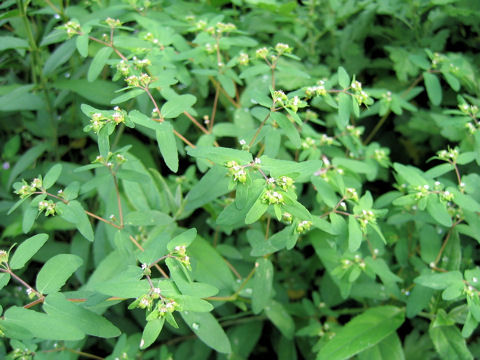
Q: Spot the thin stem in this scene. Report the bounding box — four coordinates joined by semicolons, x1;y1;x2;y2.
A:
1;268;42;299
223;258;242;280
111;172;124;227
129;235;169;278
209;82;221;132
208;266;256;301
184;111;210;135
209;77;240;108
452;161;462;188
265;215;271;239
85;210;122;229
434;219;463;266
363;112;389;145
249;111;271;147
364;73;425;145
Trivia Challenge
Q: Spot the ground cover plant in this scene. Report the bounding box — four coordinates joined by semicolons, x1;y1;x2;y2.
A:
1;0;480;359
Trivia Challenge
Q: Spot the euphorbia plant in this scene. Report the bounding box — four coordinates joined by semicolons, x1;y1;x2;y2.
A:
1;0;480;359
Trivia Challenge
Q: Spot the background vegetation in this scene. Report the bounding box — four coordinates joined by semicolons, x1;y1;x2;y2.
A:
1;0;480;359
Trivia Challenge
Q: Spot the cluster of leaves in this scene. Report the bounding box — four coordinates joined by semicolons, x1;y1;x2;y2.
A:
1;0;480;359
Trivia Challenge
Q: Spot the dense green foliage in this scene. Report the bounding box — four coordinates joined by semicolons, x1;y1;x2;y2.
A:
1;0;480;359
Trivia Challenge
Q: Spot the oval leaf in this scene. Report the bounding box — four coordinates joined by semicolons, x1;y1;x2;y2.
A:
10;233;49;270
316;306;405;360
36;254;83;294
156;121;178;172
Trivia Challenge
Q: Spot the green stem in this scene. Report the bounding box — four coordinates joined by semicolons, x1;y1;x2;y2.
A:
17;0;59;159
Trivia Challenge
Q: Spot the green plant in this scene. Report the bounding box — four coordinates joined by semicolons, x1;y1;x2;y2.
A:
1;0;480;359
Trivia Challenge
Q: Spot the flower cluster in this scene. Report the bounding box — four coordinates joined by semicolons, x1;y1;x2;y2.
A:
276;176;294;191
238;52;249;66
0;250;8;264
125;73;151;88
15;177;43;199
256;47;269;59
38;200;57;216
105;17;122;28
146;298;180;321
225;161;247;183
301;137;316;150
437;147;459;162
345;188;359;201
305;81;327;97
356;209;376;231
62;20;81;37
296;220;312;234
85;106;126;134
350;80;371;106
262;189;285;205
274;43;292;55
172;245;191;269
93;151;127;169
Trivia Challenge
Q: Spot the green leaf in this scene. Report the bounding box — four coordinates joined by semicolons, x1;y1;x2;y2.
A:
156;121;178;172
337;66;350;88
117;169;150;183
57;200;94;241
54;79;122;106
337;92;351;129
43;292;120;338
424;72;442;106
414;271;462;290
98;126;110;158
188;237;235;291
181;311;232;354
76;33;89;57
270;112;301;148
43;39;76;75
188;146;253;165
265;301;295;339
36;254;83;294
0;36;28;51
124;210;173;226
111;88;144;104
252;258;274;314
0;85;44;112
161;94;196;119
0;273;11;291
167;228;197;252
393;163;428;187
10;233;49;270
426;195;452;227
22;204;38;233
348;216;363;252
8;143;47;187
43;164;62;190
140;318;165;349
429;324;473;360
316;306;405;360
185;166;231;212
87;47;113;82
245;194;268;224
3;306;84;341
357;332;405;360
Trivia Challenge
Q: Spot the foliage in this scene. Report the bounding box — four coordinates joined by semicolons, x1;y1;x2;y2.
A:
1;0;480;359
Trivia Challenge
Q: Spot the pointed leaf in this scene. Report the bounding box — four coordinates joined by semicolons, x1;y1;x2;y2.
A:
348;216;362;252
316;306;405;360
88;47;113;82
36;254;83;294
43;164;62;190
10;233;49;270
140;318;165;349
156;121;178;172
424;72;442;106
43;293;120;338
